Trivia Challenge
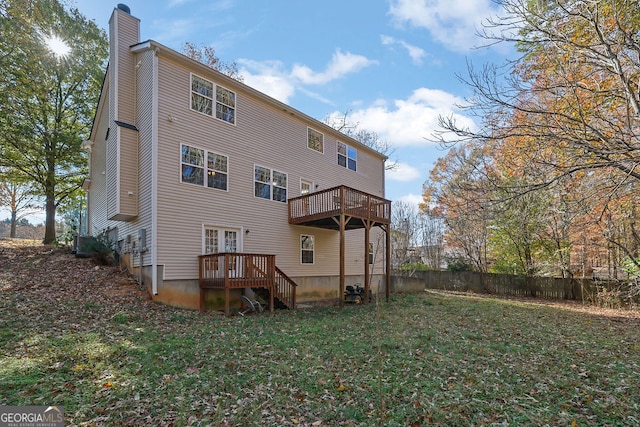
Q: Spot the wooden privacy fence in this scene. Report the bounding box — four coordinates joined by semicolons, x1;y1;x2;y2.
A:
392;270;638;306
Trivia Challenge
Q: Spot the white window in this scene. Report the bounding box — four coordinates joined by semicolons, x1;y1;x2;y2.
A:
254;165;287;202
181;144;204;185
301;235;314;264
216;86;235;124
191;74;236;124
191;75;213;116
337;141;357;171
307;127;324;153
207;151;228;190
369;242;374;265
181;144;228;190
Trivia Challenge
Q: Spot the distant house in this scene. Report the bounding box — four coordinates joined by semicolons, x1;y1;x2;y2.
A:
84;4;391;313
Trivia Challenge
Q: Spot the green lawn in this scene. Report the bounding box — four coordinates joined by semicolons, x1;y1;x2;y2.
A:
1;248;639;426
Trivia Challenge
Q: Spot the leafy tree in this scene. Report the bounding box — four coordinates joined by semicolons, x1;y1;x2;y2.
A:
182;42;244;82
0;0;108;243
432;0;640;275
421;143;492;273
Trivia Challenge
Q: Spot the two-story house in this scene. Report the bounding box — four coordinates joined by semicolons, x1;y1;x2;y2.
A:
84;4;391;314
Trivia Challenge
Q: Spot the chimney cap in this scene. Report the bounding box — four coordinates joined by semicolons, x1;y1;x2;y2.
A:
116;3;130;14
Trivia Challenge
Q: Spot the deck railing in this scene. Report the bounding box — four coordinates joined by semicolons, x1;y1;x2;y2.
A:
199;253;275;289
199;253;297;313
275;266;297;309
288;185;391;225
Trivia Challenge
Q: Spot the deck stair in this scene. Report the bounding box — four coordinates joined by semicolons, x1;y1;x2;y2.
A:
199;253;297;315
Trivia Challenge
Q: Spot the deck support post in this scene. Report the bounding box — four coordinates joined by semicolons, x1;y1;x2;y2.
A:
224;255;230;316
269;285;274;312
385;223;391;302
364;220;372;304
339;212;345;308
224;286;230;316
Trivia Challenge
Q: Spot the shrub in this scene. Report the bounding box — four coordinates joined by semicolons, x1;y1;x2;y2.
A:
399;262;431;271
78;232;115;265
447;259;473;272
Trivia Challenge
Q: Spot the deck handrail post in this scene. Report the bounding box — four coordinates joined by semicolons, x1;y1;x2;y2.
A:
224;254;230;316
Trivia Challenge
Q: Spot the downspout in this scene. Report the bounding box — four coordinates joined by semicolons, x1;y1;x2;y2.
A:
151;47;159;295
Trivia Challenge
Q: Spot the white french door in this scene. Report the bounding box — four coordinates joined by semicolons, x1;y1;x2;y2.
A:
204;227;241;277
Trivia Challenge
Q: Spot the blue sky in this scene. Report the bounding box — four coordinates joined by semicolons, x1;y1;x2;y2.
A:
6;0;513;223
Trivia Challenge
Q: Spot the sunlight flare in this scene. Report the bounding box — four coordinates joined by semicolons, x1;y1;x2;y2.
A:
44;35;71;57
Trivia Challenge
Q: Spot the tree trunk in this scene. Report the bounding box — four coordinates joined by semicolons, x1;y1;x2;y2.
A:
10;209;17;238
43;150;57;244
43;177;56;244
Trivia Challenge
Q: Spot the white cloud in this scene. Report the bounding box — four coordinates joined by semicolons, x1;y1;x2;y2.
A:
397;193;424;209
238;49;377;104
388;0;500;53
338;87;475;147
386;162;422;182
237;59;296;103
381;34;427;65
291;50;378;85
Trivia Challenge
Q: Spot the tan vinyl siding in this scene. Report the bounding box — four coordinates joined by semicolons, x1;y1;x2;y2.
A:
105;123;118;219
110;8;139;125
153;56;386;280
133;49;156;246
106;125;139;221
105;8;141;222
87;94;110;234
105;49;155;264
114;127;139;219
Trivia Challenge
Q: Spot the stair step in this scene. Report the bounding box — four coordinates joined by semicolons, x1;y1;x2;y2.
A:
252;287;289;309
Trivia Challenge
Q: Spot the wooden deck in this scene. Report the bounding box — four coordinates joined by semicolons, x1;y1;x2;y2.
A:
288;185;392;306
199;186;391;313
199;253;297;315
288;185;391;229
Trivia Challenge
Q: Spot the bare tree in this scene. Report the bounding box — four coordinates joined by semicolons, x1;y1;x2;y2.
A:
182;42;243;82
0;169;40;238
391;201;421;268
433;0;640;269
324;110;398;170
438;0;639;185
418;212;446;270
